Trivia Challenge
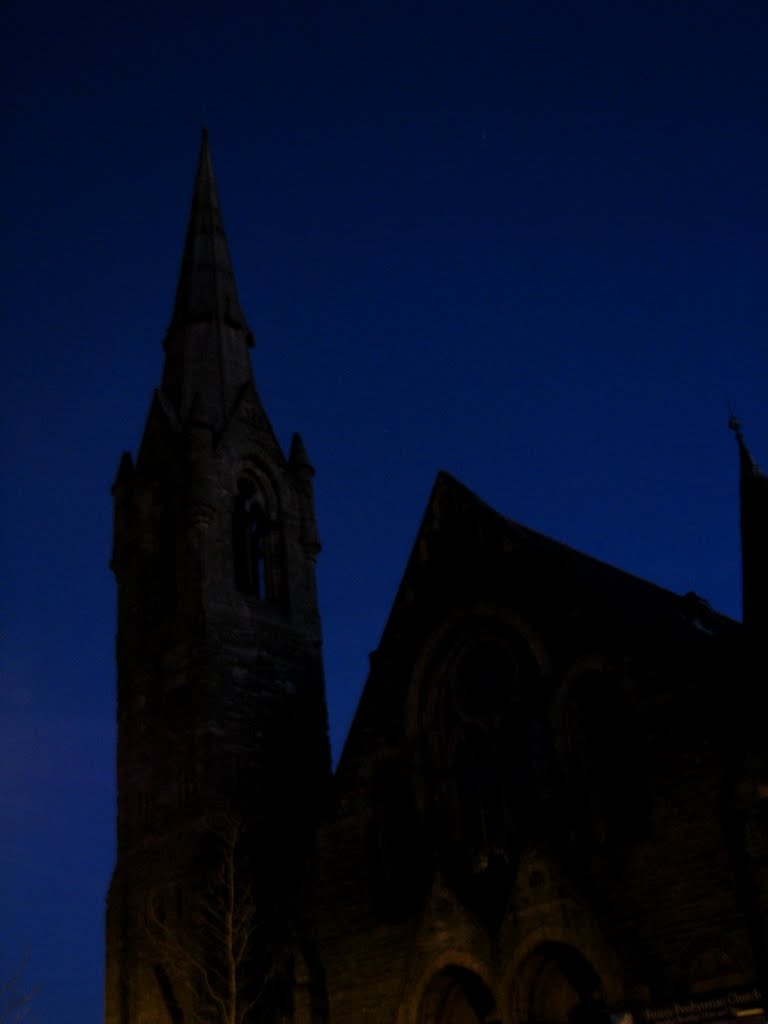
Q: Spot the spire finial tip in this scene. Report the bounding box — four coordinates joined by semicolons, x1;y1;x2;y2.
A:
729;413;744;443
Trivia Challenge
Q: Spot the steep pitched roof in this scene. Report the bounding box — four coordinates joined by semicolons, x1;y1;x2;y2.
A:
388;471;737;637
336;471;740;776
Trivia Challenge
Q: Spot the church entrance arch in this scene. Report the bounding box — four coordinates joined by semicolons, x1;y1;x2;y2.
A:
418;965;498;1024
512;942;608;1024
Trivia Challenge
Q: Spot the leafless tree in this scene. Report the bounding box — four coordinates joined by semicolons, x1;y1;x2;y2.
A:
145;816;276;1024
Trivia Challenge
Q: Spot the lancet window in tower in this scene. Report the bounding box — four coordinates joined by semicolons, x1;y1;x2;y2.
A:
234;476;270;598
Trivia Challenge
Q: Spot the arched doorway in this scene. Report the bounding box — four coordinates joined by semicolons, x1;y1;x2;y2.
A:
419;965;498;1024
515;943;609;1024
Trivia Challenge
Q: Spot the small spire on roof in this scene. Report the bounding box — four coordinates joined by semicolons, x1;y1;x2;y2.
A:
289;432;315;475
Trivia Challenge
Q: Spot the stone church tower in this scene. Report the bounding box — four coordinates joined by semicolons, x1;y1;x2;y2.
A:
105;132;331;1023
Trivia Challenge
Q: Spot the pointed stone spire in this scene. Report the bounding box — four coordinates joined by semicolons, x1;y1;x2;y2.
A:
169;129;253;337
730;415;768;630
161;131;256;430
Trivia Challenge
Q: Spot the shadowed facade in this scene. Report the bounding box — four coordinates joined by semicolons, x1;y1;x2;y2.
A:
105;136;767;1024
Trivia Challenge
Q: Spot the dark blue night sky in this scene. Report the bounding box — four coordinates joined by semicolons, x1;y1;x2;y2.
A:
1;2;766;1019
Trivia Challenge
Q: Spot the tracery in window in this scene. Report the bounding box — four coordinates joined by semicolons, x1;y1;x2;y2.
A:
455;723;505;870
497;702;547;819
233;476;270;597
433;631;555;873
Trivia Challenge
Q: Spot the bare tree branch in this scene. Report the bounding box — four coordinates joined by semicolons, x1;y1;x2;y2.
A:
143;816;275;1024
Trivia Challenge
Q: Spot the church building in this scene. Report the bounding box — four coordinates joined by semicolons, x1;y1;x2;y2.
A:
105;133;768;1024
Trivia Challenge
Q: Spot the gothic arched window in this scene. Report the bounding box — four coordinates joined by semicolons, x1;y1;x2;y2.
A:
497;702;542;819
233;477;269;598
418;965;497;1024
431;631;554;873
514;942;607;1024
455;723;505;871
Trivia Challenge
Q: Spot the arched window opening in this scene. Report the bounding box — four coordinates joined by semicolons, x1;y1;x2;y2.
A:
455;726;505;871
455;644;517;720
234;477;270;598
419;966;497;1024
434;634;554;860
497;703;540;822
516;942;608;1024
